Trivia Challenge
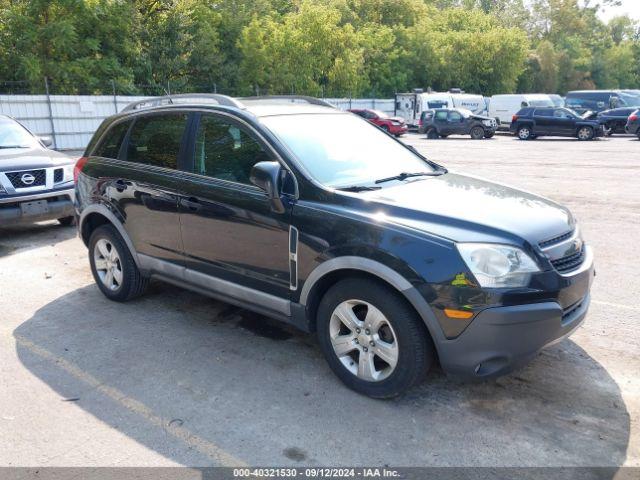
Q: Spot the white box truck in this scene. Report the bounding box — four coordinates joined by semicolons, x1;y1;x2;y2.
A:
488;94;554;130
395;90;486;128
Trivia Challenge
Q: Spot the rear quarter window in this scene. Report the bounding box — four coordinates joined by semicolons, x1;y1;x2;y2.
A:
93;121;130;159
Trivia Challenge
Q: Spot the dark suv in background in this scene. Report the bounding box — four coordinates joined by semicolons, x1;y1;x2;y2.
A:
510;107;604;140
0;115;75;226
626;110;640;138
75;94;594;398
419;108;496;139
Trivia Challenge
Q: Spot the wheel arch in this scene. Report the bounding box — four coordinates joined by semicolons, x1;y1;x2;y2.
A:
79;205;141;268
299;257;444;354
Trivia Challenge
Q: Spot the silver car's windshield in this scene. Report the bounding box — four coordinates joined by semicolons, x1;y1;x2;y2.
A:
261;113;436;188
0;118;39;149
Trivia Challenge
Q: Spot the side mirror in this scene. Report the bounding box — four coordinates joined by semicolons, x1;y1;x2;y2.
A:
250;161;286;213
39;136;53;147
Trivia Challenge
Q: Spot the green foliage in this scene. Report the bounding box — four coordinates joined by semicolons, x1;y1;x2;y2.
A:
0;0;638;96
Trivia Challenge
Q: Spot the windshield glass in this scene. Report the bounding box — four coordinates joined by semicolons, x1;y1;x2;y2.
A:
261;113;436;188
619;93;640;107
457;108;473;117
0;118;38;149
372;110;388;119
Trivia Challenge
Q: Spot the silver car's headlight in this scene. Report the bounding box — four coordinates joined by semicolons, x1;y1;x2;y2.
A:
482;120;492;126
457;243;540;288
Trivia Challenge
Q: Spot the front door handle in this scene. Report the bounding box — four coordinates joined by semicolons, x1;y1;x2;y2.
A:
181;197;201;212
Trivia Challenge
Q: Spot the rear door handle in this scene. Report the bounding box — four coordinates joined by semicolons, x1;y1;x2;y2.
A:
181;197;201;211
114;179;128;192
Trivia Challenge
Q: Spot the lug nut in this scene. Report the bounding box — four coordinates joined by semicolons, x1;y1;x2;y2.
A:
356;328;361;334
365;329;370;335
354;338;359;344
363;347;368;352
369;341;375;346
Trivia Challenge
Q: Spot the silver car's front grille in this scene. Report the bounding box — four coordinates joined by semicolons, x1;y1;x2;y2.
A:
5;169;47;188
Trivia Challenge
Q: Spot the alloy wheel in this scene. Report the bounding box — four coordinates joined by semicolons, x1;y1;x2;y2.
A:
93;239;123;291
518;127;530;140
578;127;593;140
329;300;399;382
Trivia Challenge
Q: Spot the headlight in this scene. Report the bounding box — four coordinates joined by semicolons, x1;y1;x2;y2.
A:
482;120;492;126
457;243;540;288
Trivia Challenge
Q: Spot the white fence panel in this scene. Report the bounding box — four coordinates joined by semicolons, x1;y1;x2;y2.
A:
0;95;394;150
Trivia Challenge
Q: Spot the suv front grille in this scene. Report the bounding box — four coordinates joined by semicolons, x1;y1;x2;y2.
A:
53;168;63;183
539;230;573;249
5;169;46;188
551;247;585;274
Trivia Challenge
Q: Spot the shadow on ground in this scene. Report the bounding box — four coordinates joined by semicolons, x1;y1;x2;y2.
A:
0;222;76;258
14;282;630;469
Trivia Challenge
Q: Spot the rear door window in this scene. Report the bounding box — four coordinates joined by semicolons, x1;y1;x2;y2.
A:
534;108;554;117
125;113;189;169
434;111;448;121
192;114;272;185
94;121;130;159
448;111;463;122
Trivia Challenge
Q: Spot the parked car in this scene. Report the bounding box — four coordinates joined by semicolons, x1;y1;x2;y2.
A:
510;107;604;140
625;109;640;138
488;94;554;130
565;90;640;115
348;108;408;136
587;107;639;135
395;90;485;127
0;115;75;226
419;108;496;139
76;94;594;398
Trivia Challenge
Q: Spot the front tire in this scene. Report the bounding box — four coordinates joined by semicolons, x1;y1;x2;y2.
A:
88;224;148;302
577;126;594;141
470;126;485;140
517;126;532;140
317;278;434;398
425;128;439;139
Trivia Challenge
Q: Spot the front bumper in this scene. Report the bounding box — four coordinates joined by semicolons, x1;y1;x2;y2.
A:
437;246;595;378
0;188;75;226
390;124;408;135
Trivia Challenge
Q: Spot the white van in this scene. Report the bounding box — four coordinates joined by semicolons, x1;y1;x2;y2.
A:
395;91;486;127
489;94;554;129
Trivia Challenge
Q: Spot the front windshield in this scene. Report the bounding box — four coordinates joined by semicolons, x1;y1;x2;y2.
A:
458;108;473;117
372;110;388;119
619;93;640;107
261;113;436;188
0;118;38;149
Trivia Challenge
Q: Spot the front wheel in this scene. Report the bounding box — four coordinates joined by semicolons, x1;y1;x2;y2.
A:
577;126;594;141
317;278;434;398
517;126;532;140
89;224;148;302
470;126;485;140
425;128;439;139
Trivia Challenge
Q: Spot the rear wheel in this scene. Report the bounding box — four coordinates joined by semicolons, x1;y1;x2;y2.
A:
425;128;439;139
317;278;433;398
577;126;594;141
470;126;485;140
517;126;532;140
89;225;148;302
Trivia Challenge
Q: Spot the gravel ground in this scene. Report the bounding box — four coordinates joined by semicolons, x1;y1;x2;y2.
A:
0;133;638;469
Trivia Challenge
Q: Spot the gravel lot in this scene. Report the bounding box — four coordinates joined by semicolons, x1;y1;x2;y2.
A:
0;133;638;469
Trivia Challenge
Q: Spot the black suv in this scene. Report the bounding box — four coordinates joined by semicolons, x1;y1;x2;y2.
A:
0;115;75;226
510;107;604;140
419;108;496;139
76;95;594;398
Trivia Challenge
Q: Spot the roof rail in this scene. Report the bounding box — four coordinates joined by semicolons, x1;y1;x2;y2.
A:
122;93;245;112
237;95;336;109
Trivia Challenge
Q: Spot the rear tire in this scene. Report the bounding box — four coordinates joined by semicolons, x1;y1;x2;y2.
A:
88;224;148;302
58;216;75;226
517;126;532;140
316;278;434;398
470;126;484;140
425;128;439;139
577;126;594;141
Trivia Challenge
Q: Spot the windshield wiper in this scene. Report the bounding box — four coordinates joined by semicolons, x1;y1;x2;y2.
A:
336;185;382;192
374;171;444;184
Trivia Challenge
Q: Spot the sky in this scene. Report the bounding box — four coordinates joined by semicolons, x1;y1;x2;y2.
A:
595;0;640;22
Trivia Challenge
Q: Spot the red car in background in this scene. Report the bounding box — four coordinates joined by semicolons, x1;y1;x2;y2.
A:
348;108;408;136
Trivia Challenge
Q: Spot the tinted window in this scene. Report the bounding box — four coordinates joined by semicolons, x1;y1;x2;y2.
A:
194;115;272;184
434;111;448;120
126;114;188;169
448;111;463;122
94;121;130;159
534;108;554;116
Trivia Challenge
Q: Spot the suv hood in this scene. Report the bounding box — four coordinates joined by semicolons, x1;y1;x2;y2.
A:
0;147;74;171
359;173;574;245
469;114;492;121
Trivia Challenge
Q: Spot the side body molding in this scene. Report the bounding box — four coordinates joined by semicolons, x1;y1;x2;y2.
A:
299;256;446;346
79;204;141;268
